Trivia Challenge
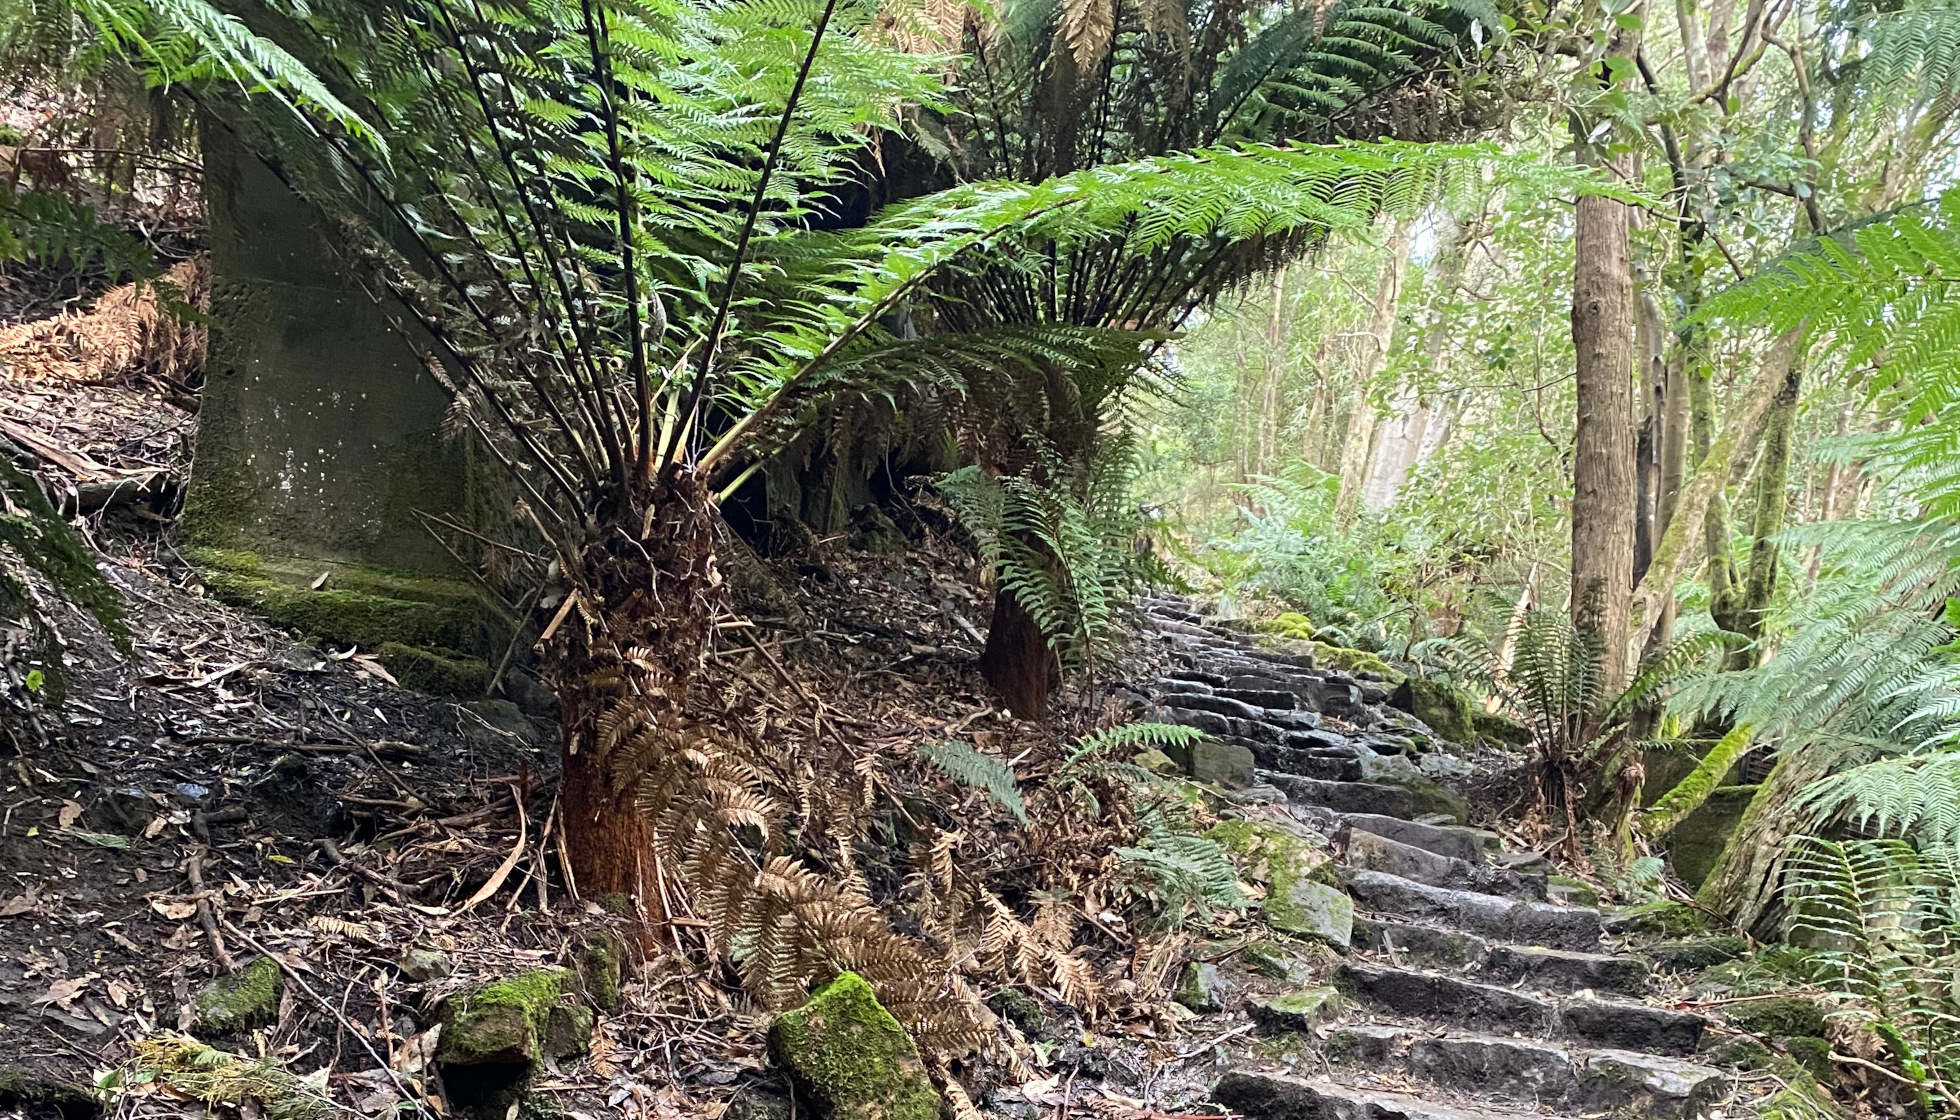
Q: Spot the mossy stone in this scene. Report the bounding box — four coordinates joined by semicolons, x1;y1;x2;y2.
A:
399;946;451;983
1313;644;1398;680
770;972;940;1120
1468;708;1530;748
1248;987;1343;1033
188;547;482;654
1606;899;1714;939
1134;749;1184;777
985;988;1045;1035
1241;941;1309;983
576;932;624;1010
1725;996;1828;1039
1701;1035;1776;1071
1173;962;1229;1013
545;1003;595;1059
1391;678;1476;744
0;1066;94;1119
1546;875;1600;907
439;969;569;1067
193;956;283;1036
1205;820;1348;946
1779;1035;1833;1084
1646;936;1748;971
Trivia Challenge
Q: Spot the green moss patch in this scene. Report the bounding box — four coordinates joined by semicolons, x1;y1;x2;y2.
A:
769;972;940;1120
378;642;486;696
188;546;481;653
1724;996;1829;1039
1392;678;1475;743
194;956;283;1037
1207;821;1350;946
440;968;570;1067
1646;935;1749;971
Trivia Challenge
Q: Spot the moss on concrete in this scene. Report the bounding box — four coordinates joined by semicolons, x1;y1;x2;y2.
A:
194;956;283;1036
1314;644;1398;679
1207;820;1351;946
769;972;940;1120
1609;899;1714;939
378;641;486;696
1665;784;1760;888
190;546;481;654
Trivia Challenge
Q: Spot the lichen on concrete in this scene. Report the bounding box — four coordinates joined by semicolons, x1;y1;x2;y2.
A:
193;956;283;1036
769;972;941;1120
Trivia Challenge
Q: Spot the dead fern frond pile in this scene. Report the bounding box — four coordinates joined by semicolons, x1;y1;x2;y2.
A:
0;255;206;385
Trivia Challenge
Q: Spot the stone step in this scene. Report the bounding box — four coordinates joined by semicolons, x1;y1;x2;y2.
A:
1479;944;1650;996
1322;1027;1727;1118
1341;828;1545;900
1335;964;1706;1056
1353;920;1649;995
1335;964;1554;1033
1339;813;1495;864
1215;1072;1577;1120
1265;774;1439;821
1345;871;1603;951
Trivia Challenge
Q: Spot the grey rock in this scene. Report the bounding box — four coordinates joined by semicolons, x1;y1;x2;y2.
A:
1173;961;1231;1013
1218;688;1298;710
1214;1072;1570;1120
1285;729;1354;754
1354;918;1489;967
1160;707;1232;736
398;947;451;983
1272;878;1354;950
1325;1025;1411;1066
1158;678;1215;696
1173;693;1269;720
1189;741;1257;789
1339;814;1493;864
1580;1050;1728;1118
1407;1035;1578;1104
1266;774;1433;820
1248;987;1344;1033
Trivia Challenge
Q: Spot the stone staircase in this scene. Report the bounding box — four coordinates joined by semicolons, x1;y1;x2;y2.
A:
1132;595;1733;1120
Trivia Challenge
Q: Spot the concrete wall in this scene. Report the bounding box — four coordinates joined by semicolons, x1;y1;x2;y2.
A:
185;125;469;576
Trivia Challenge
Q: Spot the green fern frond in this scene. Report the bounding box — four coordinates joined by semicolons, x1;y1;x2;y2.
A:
918;739;1028;824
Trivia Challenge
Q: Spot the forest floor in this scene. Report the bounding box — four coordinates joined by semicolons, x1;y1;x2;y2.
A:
1;339;1241;1119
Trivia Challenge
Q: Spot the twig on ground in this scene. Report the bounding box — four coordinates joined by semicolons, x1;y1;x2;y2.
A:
185;845;236;972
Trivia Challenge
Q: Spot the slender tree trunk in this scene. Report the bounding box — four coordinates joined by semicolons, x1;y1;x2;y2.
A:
1255;268;1289;475
548;471;720;909
1335;217;1410;525
1633;288;1667;584
1362;215;1473;510
1627;326;1805;661
1723;360;1804;668
1569;130;1640;689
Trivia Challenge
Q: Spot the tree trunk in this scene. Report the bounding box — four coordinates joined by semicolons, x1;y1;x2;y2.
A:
1335;217;1410;525
1569;146;1640;689
1695;740;1843;931
547;471;720;910
980;584;1059;719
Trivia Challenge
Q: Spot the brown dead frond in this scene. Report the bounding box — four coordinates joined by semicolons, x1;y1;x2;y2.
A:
0;255;207;385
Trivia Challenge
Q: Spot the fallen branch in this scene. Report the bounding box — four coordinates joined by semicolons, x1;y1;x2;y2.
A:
185;845;237;973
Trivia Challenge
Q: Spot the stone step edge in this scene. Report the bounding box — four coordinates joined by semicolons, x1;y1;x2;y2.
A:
1321;1026;1728;1117
1213;1070;1583;1120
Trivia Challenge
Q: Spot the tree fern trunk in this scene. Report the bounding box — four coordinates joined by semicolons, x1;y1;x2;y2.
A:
545;471;721;909
980;585;1059;719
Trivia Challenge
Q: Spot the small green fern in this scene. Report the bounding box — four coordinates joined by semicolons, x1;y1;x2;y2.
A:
917;739;1028;825
1113;830;1249;927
